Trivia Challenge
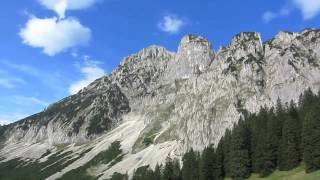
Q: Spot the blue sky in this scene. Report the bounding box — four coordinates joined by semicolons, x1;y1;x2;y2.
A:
0;0;319;124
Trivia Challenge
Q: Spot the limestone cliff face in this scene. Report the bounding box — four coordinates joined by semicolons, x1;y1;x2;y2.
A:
1;28;320;179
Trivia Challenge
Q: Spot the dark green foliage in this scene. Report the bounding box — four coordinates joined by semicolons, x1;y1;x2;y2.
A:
181;149;199;180
109;172;128;180
223;129;232;177
278;102;301;171
303;104;320;173
200;145;215;180
162;157;181;180
132;166;157;180
229;118;251;180
214;139;224;180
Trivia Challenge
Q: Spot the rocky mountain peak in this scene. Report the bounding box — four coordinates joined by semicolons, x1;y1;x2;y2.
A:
120;45;173;66
166;34;214;79
230;32;262;47
178;34;212;50
2;29;320;180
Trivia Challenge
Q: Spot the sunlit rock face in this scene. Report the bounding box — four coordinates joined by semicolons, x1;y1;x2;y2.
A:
1;28;320;179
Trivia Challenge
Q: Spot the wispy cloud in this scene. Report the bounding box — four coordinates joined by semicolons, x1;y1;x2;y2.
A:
158;15;186;34
263;0;320;22
2;60;41;76
69;56;106;94
0;77;26;89
11;96;49;107
19;17;91;56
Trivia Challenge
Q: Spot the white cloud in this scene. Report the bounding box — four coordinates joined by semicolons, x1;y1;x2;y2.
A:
19;17;91;56
158;15;185;34
38;0;98;18
69;58;105;94
294;0;320;19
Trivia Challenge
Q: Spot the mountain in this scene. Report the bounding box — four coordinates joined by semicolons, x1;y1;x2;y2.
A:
1;28;320;179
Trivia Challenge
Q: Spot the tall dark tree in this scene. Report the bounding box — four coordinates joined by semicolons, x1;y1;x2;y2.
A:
229;118;251;180
162;157;181;180
200;145;215;180
223;129;232;177
214;137;225;180
278;103;301;170
302;105;320;173
255;108;279;177
182;148;199;180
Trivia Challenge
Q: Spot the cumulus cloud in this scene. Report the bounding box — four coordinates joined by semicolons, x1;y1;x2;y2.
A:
69;58;105;94
38;0;98;18
158;15;186;34
294;0;320;19
19;17;91;56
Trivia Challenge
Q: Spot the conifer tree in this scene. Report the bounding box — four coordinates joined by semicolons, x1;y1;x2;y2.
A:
278;107;300;171
223;129;232;177
214;137;225;180
302;105;320;173
200;145;215;180
229;119;251;180
182;148;199;180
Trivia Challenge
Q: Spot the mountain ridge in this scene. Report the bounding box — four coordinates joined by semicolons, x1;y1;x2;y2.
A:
1;28;320;179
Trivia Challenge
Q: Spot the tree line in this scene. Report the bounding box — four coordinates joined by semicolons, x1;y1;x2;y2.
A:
110;89;320;180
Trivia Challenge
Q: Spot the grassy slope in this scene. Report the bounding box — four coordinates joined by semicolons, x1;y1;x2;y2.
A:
226;165;320;180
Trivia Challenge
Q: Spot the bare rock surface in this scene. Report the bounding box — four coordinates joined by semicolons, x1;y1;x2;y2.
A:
1;28;320;179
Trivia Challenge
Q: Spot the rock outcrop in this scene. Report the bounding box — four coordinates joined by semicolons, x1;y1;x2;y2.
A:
1;28;320;179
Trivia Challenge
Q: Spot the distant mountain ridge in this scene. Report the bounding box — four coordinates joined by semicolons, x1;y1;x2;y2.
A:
1;28;320;179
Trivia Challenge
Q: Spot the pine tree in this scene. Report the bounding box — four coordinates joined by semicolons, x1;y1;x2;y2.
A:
214;137;225;180
223;129;232;177
182;148;199;180
251;108;268;174
278;104;300;171
200;145;215;180
254;107;279;177
162;157;179;180
229;119;251;180
302;105;320;173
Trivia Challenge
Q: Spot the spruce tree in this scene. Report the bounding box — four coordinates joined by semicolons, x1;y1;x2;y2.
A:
262;108;278;176
200;145;215;180
302;105;320;173
214;137;225;180
162;157;180;180
223;129;232;177
278;106;300;171
182;148;199;180
229;119;251;180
